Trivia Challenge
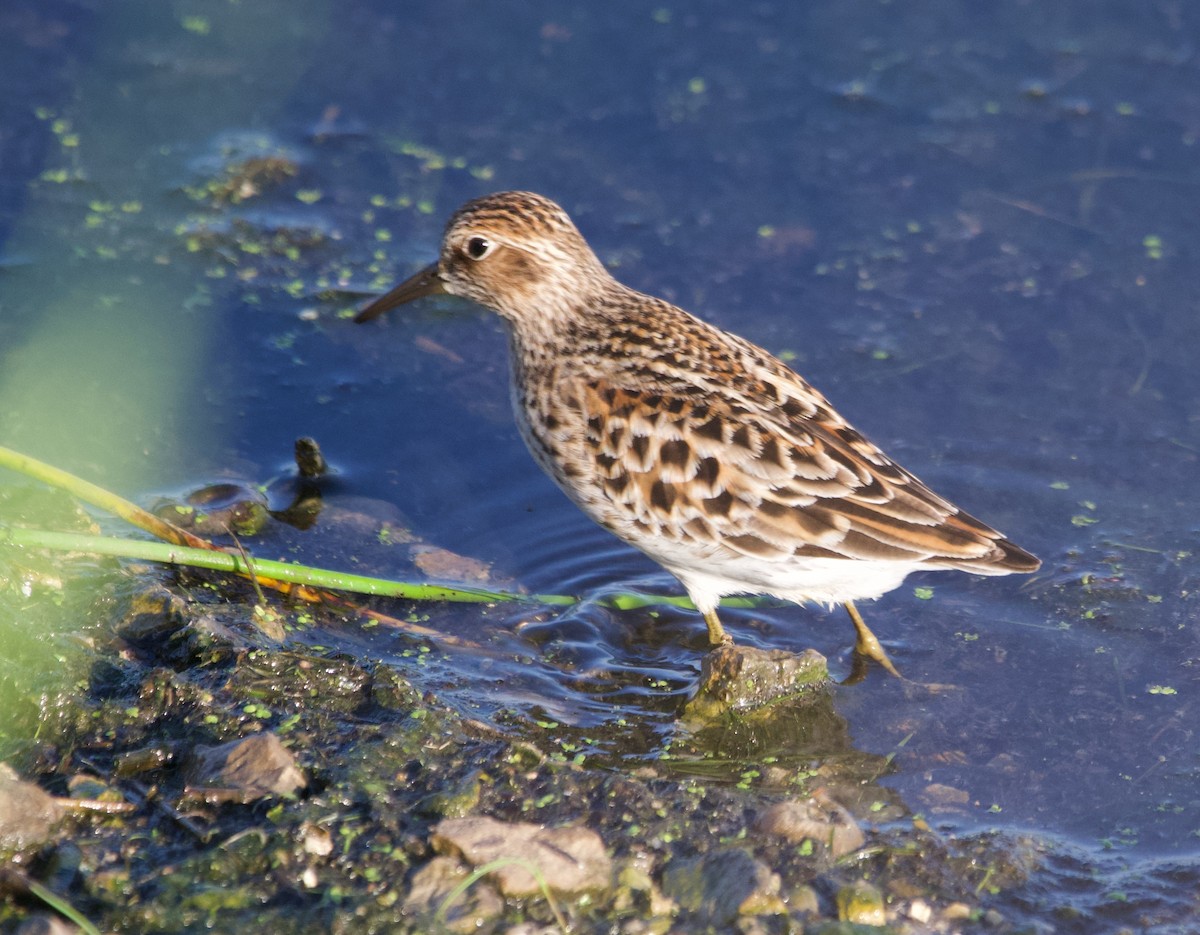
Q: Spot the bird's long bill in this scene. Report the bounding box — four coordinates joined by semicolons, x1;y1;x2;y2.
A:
354;262;446;323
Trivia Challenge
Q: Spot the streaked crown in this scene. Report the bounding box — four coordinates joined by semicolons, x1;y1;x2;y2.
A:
436;191;614;323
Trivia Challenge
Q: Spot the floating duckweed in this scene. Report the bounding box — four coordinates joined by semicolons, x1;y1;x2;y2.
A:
838;78;869;100
396;141;447;170
181;15;211;35
295;189;322;204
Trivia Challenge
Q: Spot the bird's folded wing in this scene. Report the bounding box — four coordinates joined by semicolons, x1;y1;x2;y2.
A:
576;378;1037;572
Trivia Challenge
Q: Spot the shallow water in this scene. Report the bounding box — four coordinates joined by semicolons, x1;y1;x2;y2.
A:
2;0;1199;929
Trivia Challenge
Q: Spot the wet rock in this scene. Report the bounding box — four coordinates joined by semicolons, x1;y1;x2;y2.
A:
683;644;828;721
65;773;126;809
660;849;785;927
786;883;821;915
410;543;494;583
906;898;933;923
187;732;306;798
417;769;483;818
922;782;970;812
0;764;64;850
114;744;175;778
942;901;975;920
15;914;79;935
836;879;887;925
117;585;189;644
404;855;504;934
613;855;676;918
754;791;866;859
316;496;417;545
299;821;333;857
431;816;612;897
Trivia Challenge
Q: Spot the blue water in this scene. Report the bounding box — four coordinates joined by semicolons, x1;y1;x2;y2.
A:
3;0;1200;929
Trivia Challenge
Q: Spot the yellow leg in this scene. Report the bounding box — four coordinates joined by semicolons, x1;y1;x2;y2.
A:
844;600;902;679
702;608;733;646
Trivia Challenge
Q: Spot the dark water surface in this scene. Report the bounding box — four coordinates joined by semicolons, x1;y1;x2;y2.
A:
3;0;1199;930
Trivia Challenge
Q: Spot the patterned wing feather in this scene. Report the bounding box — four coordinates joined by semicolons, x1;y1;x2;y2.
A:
575;375;1038;576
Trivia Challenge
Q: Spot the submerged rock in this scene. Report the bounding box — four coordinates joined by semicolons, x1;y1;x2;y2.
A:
416;768;484;818
754;791;866;859
187;732;306;798
0;764;64;850
430;816;613;897
404;855;504;934
659;848;786;927
836;879;887;925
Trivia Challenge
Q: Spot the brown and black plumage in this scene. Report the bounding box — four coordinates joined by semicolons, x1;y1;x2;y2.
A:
357;191;1039;677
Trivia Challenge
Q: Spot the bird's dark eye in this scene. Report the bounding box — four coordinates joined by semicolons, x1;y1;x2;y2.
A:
464;236;492;260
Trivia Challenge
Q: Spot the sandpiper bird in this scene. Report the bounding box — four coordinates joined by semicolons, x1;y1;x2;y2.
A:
356;191;1039;678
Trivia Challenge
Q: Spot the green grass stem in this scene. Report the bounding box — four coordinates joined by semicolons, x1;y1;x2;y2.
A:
0;444;767;614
